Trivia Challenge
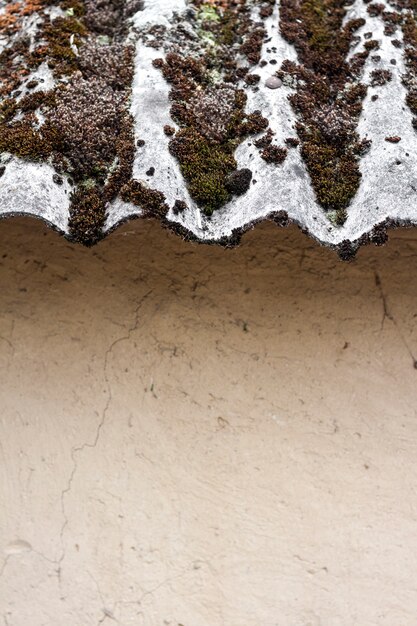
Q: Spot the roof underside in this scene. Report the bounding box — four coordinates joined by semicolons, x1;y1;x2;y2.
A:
1;0;417;257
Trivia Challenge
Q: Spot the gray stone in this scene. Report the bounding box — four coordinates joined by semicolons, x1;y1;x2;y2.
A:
265;76;283;89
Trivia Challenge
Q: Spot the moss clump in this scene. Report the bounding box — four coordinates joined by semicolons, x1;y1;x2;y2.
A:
121;180;168;218
0;99;18;124
164;125;175;136
155;52;269;215
338;239;356;261
0;119;62;160
19;90;56;113
0;38;32;99
0;1;46;36
37;15;88;75
169;128;235;215
261;145;288;164
370;69;392;86
285;137;300;148
396;12;417;123
367;2;386;15
301;141;361;212
68;186;106;246
151;0;277;215
173;199;187;214
280;0;373;224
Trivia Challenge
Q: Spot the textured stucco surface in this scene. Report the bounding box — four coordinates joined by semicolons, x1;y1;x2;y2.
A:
1;219;417;626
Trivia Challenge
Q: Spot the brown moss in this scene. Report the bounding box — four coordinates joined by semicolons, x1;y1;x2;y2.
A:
0;1;45;36
68;186;106;246
120;180;168;218
103;114;135;203
338;239;356;261
364;39;380;50
254;129;274;149
245;74;261;85
280;0;372;223
240;26;266;65
367;3;386;16
261;145;288;164
285;137;300;148
37;15;88;76
370;69;393;86
163;125;176;136
0;119;62;160
19;90;56;113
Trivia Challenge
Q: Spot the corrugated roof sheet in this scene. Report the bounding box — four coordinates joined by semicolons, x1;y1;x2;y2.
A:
1;0;417;257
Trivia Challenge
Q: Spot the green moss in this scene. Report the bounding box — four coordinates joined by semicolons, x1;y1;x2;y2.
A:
301;142;360;210
38;16;87;75
170;129;236;215
198;5;220;23
152;0;277;215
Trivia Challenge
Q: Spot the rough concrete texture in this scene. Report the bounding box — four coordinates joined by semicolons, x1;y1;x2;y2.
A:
0;218;417;626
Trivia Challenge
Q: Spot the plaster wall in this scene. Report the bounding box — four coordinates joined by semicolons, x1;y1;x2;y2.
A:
0;218;417;626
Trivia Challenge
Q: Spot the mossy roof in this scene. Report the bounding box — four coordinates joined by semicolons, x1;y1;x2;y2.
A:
1;0;417;257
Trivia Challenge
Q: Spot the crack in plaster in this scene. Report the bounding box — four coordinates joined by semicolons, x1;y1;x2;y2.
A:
375;271;417;368
0;546;58;590
90;562;193;624
58;290;154;577
0;556;10;581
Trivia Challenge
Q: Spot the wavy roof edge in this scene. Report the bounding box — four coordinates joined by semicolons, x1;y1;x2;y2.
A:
1;0;417;258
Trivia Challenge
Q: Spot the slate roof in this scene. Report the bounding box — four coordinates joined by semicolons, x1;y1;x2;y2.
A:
1;0;417;257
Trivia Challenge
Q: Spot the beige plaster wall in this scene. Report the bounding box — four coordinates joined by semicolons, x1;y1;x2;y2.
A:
0;218;417;626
